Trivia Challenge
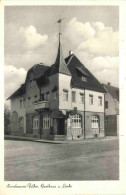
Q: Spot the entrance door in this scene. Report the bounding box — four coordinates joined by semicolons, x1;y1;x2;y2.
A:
58;118;65;135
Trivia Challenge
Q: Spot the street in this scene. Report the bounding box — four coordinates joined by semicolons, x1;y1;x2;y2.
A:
4;138;119;181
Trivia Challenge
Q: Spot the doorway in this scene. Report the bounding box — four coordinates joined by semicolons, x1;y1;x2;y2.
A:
58;118;65;135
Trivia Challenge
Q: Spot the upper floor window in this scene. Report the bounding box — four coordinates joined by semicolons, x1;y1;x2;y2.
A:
80;93;84;103
20;100;22;109
34;95;38;102
41;93;45;101
63;89;68;101
29;80;32;88
28;97;31;106
105;101;108;109
72;91;76;103
98;96;102;106
52;91;57;100
89;94;93;105
33;116;39;129
91;115;99;128
46;92;50;101
43;114;50;129
82;76;87;82
23;99;26;108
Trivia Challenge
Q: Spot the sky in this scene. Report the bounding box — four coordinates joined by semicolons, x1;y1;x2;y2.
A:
4;6;119;107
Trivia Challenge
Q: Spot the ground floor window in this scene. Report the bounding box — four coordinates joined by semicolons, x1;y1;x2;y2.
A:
43;114;50;129
33;116;39;129
91;115;99;128
105;118;109;126
70;114;82;128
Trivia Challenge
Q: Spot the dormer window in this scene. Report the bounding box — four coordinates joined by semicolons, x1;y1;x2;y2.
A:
82;76;87;82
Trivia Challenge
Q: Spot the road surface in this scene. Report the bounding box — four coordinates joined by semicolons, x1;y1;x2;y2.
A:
4;138;119;181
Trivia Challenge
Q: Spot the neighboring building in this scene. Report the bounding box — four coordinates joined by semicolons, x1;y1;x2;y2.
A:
7;27;106;140
103;83;119;136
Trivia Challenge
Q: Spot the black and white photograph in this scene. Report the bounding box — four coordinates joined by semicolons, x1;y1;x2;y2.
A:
1;1;126;194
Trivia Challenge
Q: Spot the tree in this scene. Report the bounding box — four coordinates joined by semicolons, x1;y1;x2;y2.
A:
4;104;10;135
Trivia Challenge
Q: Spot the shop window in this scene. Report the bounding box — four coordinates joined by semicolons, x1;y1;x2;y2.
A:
91;115;99;128
63;89;68;101
89;94;93;105
70;114;82;128
98;96;102;106
33;116;39;129
43;114;50;129
72;91;76;102
80;93;84;103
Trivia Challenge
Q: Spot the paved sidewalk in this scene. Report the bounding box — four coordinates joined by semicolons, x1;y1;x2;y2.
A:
4;135;118;144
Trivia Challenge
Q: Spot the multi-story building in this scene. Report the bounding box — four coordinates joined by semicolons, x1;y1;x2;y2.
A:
103;83;119;136
7;28;106;140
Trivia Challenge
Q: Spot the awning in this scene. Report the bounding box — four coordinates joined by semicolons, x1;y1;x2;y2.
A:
51;110;66;118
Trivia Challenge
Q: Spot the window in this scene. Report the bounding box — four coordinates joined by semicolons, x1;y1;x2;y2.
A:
105;119;109;126
52;91;57;100
80;93;84;103
98;96;102;106
63;89;68;101
89;94;93;105
41;93;45;101
23;99;26;108
70;114;82;128
33;116;39;129
34;95;37;102
91;116;99;128
82;76;87;82
43;114;50;129
105;101;108;108
72;91;76;102
20;100;22;109
29;80;32;88
46;92;50;101
28;97;31;106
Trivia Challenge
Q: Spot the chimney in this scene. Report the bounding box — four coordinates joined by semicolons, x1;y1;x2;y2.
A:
107;82;111;86
69;50;73;56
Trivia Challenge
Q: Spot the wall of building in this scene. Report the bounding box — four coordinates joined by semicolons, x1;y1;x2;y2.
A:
105;115;118;136
25;71;40;114
59;74;85;111
85;89;104;113
105;92;118;115
41;73;59;110
85;111;105;138
11;96;26;135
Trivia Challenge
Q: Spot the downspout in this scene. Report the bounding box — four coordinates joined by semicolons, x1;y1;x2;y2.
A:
84;88;85;139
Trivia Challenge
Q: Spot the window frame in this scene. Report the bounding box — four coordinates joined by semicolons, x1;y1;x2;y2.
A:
33;116;39;129
70;114;82;128
63;89;68;101
98;96;102;106
82;76;87;82
80;93;84;103
72;91;76;103
105;101;108;109
20;100;22;109
91;115;99;129
89;94;93;105
43;114;50;129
